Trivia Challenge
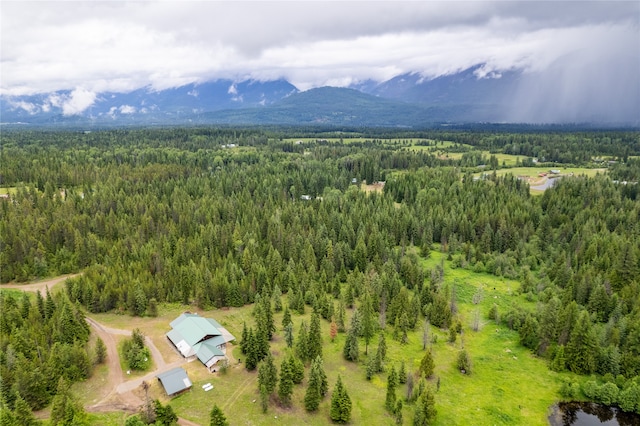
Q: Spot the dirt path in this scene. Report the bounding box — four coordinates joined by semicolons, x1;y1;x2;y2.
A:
222;375;256;412
0;273;81;293
85;317;198;424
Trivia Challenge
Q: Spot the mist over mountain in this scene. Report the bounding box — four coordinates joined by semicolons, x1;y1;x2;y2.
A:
1;64;638;127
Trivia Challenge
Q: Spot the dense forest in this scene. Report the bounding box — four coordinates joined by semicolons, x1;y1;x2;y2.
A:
1;128;640;423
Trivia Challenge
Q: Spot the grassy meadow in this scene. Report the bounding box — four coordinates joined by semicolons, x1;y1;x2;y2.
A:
79;247;584;426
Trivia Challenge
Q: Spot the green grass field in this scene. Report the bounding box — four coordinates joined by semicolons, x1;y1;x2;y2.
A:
81;246;583;426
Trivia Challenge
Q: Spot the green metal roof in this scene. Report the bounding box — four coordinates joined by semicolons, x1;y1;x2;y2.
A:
157;367;192;396
193;339;225;364
169;313;221;346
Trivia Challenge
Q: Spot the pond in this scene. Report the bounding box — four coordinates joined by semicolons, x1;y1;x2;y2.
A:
548;402;640;426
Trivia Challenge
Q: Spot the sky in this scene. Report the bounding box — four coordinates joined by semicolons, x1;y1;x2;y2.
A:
1;1;639;122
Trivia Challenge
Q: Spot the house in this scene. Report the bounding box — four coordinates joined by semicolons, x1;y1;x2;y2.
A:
157;367;192;396
166;313;235;371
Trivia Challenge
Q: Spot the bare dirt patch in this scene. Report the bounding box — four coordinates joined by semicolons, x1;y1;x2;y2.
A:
361;181;385;193
1;273;81;293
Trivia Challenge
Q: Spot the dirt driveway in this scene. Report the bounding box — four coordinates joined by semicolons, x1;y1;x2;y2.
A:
0;273;81;293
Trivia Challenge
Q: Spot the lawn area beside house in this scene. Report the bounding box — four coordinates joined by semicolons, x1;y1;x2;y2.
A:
84;247;582;425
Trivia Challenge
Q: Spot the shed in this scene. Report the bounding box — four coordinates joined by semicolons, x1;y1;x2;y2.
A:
157;367;192;396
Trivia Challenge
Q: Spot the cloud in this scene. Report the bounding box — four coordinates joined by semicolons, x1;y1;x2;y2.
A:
0;0;638;108
61;88;97;116
119;105;136;114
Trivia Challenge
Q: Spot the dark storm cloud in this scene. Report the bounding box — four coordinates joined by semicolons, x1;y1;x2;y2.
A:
1;1;637;122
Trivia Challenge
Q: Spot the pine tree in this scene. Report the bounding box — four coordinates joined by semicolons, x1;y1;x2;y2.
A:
386;366;398;412
343;327;359;362
288;354;305;384
360;290;376;355
307;312;323;361
304;356;327;412
394;400;403;425
278;358;294;407
257;354;278;395
456;350;472;374
282;305;292;329
12;394;37;426
330;375;352;423
419;349;435;379
210;404;229;426
259;384;269;414
95;337;107;364
330;319;338;342
272;284;283;312
240;322;248;354
284;322;294;348
336;299;346;332
295;321;309;361
413;386;437;426
399;360;407;384
565;311;596;374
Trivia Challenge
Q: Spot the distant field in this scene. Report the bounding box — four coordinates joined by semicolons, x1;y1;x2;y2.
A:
84;247;581;426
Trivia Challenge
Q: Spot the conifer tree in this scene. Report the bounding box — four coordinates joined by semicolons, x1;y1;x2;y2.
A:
12;394;37;426
257;354;278;396
284;322;294;348
399;360;407;384
330;319;338;342
419;349;435;379
95;337;107;364
278;358;294;407
282;305;292;329
288;354;305;384
394;400;403;425
360;290;376;354
565;311;596;374
343;326;359;362
307;312;323;361
272;284;283;312
330;375;351;423
209;404;229;426
295;321;309;361
413;386;437;426
304;356;328;412
336;299;346;332
386;366;398;412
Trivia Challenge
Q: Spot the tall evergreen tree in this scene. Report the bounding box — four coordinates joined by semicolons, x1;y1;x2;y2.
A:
330;375;352;424
278;358;294;407
413;386;437;426
386;366;398;412
307;312;323;362
257;354;278;396
295;321;309;362
565;311;597;374
209;404;229;426
419;349;435;379
304;356;327;412
360;290;376;355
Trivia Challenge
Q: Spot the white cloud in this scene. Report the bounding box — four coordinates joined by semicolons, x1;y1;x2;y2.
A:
119;105;136;114
61;88;97;116
0;1;637;100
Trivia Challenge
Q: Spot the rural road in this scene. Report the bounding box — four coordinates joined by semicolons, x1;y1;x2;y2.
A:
4;275;202;425
86;316;197;425
0;273;81;293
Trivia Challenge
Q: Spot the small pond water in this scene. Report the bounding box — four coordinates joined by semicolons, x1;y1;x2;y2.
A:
548;402;640;426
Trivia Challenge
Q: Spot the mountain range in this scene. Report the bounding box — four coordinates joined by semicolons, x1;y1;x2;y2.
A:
1;65;637;127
